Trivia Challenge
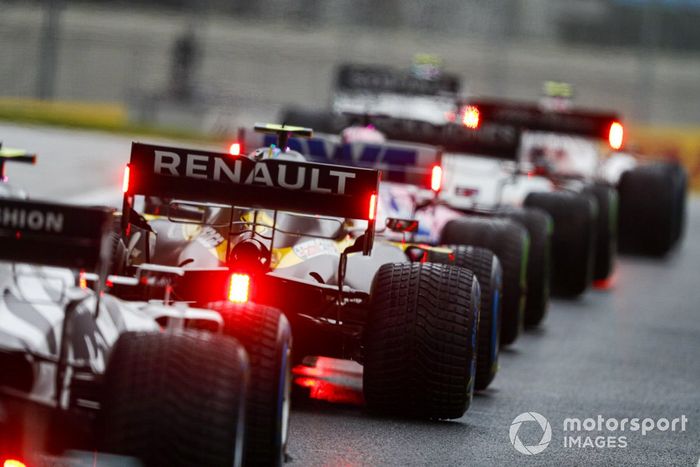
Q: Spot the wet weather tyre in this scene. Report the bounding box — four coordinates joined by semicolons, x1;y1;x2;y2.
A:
363;263;480;419
583;183;618;281
100;331;248;467
525;191;597;297
440;217;528;346
497;207;552;326
428;246;502;390
210;302;292;467
278;107;339;134
618;162;687;256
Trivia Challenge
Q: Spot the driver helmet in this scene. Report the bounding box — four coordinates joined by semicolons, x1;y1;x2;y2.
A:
251;145;307;162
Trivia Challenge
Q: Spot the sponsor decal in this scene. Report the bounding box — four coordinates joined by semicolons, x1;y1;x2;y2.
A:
292;239;338;260
0;207;64;233
153;149;357;195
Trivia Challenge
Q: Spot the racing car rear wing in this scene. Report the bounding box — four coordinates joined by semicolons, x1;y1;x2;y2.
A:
463;98;623;149
239;128;443;190
335;63;461;96
366;115;521;159
268;113;521;160
0;198;112;272
123;142;381;253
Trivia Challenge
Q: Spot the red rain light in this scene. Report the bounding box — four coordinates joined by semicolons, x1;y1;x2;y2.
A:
4;460;27;467
228;273;250;303
295;377;319;388
462;105;480;129
229;142;241;156
79;270;88;289
431;165;443;192
609;121;624;150
122;164;131;194
368;193;377;221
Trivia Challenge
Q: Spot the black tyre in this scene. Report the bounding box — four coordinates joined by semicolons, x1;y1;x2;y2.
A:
278;106;340;134
363;262;480;419
440;217;528;346
210;301;292;467
100;331;248;467
582;183;618;281
428;246;502;390
618;162;688;256
497;207;552;326
525;191;597;297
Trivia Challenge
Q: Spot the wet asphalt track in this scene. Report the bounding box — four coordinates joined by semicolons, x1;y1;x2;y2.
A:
2;123;699;466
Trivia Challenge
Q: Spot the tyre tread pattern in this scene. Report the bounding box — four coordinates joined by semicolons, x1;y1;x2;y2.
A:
211;301;291;467
364;262;479;419
440;217;527;345
498;207;552;326
100;331;248;467
428;246;501;390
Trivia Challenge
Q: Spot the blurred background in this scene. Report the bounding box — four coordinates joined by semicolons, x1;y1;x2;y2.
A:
1;0;699;185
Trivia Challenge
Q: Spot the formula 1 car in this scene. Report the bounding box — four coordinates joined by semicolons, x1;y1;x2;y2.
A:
112;124;484;417
280;61;461;134
236;126;504;386
280;63;555;315
281;66;610;298
0;194;250;467
270;111;552;337
461;87;688;259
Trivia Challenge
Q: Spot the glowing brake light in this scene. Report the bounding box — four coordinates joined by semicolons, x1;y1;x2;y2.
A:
368;193;377;221
430;165;443;192
4;460;27;467
609;121;624;150
228;273;250;303
122;164;131;194
229;142;241;156
462;105;480;129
